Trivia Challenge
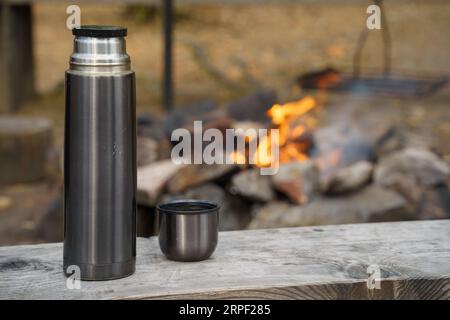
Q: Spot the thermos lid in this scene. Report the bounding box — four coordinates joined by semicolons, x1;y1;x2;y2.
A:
72;25;127;38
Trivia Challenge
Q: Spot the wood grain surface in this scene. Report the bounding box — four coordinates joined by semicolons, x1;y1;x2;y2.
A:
0;220;449;299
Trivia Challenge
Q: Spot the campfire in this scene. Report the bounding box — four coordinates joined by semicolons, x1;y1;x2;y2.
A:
230;96;319;169
136;89;450;236
258;96;318;167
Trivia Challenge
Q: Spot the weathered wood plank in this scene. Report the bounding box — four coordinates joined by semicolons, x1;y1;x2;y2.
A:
0;220;449;299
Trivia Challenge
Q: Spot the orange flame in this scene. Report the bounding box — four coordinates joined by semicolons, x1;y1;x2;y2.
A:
268;96;316;125
257;96;317;167
230;96;318;168
253;134;275;167
229;150;247;164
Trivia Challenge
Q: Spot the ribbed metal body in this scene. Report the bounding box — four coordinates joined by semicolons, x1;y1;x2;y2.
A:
63;27;136;280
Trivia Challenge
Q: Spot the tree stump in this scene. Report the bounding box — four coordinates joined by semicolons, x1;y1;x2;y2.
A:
0;116;52;185
0;4;35;112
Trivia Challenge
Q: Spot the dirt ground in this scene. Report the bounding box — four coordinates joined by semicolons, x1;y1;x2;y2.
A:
2;1;450;245
19;1;450;147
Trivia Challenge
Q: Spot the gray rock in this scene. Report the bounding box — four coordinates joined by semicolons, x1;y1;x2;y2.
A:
161;183;251;231
247;201;293;229
322;161;373;194
227;89;277;123
249;185;409;229
230;168;275;202
137;137;159;167
386;175;423;214
374;148;450;187
311;124;374;180
418;185;450;220
271;161;320;204
162;100;219;135
374;126;406;159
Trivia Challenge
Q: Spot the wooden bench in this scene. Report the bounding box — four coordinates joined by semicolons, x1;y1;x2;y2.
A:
0;219;449;299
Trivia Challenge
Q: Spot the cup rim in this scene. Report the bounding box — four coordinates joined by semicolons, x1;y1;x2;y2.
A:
157;199;220;215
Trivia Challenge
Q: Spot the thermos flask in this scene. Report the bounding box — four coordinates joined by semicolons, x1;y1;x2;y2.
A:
63;26;136;280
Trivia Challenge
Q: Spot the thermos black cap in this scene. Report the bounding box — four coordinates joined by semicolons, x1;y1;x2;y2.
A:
72;25;127;38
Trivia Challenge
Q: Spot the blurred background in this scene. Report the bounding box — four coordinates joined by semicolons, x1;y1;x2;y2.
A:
1;0;450;245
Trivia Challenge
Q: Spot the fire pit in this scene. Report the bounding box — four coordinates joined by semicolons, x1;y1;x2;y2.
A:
136;87;450;236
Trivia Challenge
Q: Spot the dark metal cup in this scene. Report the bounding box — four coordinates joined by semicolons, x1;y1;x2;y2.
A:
157;200;219;262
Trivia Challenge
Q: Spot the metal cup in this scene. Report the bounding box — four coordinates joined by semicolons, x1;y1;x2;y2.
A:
157;200;219;262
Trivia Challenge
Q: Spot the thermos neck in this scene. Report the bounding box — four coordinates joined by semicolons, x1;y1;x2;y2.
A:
70;36;130;72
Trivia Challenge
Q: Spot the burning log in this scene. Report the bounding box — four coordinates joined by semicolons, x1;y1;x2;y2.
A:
137;160;184;206
267;96;318;165
167;164;238;194
296;67;342;90
226;96;319;173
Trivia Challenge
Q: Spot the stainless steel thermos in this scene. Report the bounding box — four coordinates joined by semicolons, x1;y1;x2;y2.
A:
63;26;136;280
